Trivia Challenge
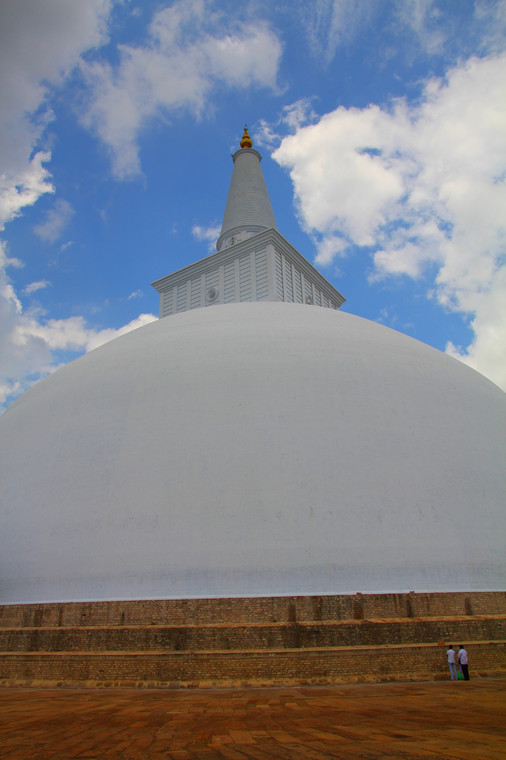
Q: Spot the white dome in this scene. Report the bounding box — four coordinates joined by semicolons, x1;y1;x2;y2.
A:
1;302;505;604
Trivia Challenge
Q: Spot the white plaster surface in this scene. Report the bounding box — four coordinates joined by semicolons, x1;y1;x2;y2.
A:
0;302;505;604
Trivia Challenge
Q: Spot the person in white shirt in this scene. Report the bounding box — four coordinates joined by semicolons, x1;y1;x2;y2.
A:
458;645;470;680
446;645;458;680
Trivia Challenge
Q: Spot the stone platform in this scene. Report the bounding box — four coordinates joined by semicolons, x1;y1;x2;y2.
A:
1;680;506;759
0;592;505;688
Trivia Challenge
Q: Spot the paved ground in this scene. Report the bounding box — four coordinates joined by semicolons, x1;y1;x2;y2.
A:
1;679;505;759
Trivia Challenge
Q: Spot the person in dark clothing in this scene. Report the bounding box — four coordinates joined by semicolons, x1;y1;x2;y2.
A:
458;645;470;680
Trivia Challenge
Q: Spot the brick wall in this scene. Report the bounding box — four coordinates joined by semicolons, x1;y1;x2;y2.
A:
0;592;504;688
0;618;504;653
1;643;504;688
1;591;505;628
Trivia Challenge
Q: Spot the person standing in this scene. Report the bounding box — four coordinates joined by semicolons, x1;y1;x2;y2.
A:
458;645;470;680
446;645;458;680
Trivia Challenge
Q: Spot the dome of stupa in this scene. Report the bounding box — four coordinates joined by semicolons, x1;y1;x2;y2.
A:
0;302;504;604
1;129;504;605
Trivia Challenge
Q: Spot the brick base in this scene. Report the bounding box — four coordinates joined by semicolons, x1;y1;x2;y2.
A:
1;592;505;688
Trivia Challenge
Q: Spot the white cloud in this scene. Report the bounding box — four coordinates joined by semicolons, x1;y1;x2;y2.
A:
0;152;54;231
34;199;74;243
281;99;319;131
275;105;408;247
299;0;375;64
0;0;160;413
1;234;156;412
192;224;221;252
1;235;157;413
0;0;112;227
0;280;157;412
16;312;157;354
472;0;506;54
273;53;506;389
23;280;51;295
393;0;447;56
79;0;282;177
256;99;318;150
446;268;506;387
296;0;506;64
128;290;144;300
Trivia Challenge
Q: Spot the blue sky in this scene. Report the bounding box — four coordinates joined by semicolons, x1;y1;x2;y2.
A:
1;0;505;410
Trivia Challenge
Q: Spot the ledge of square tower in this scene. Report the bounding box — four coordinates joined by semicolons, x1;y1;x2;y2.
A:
151;228;345;318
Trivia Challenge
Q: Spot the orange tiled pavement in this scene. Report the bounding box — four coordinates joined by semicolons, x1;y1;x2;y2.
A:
1;680;505;759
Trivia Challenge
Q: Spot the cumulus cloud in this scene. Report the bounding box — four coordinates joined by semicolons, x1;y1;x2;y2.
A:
0;0;112;227
34;199;74;243
273;53;506;389
79;0;282;177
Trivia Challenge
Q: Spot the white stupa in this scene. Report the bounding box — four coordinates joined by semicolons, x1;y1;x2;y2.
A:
0;128;505;605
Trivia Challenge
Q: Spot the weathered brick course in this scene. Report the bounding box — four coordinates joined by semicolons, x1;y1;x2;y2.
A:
1;642;504;687
0;617;504;652
1;591;505;628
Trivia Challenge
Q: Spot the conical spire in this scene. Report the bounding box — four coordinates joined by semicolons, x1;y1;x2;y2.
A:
217;127;277;252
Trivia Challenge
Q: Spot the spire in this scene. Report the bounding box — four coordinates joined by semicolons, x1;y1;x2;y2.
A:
240;125;253;149
152;126;345;317
217;127;277;252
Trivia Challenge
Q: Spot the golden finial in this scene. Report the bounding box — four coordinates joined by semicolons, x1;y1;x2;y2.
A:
240;125;253;149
